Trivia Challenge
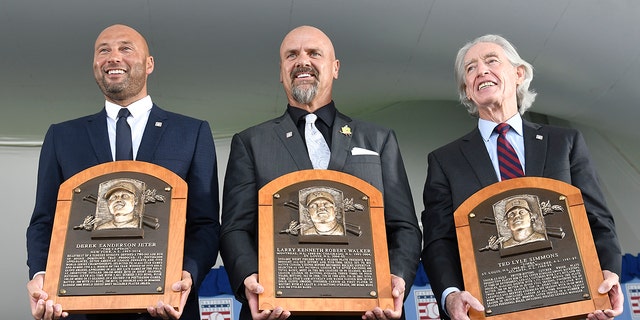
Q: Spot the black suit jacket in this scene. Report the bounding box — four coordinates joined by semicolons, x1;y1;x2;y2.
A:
26;105;220;318
220;110;422;318
420;120;622;317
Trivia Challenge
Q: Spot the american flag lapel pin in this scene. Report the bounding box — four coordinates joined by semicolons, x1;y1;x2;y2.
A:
286;131;293;138
155;122;163;127
536;135;543;140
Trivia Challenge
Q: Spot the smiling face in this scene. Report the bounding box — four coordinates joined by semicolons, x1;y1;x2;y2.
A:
107;189;136;224
93;24;154;106
279;26;340;111
463;42;524;119
307;197;337;232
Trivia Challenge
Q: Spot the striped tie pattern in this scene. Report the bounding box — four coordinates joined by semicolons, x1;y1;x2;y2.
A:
495;123;524;180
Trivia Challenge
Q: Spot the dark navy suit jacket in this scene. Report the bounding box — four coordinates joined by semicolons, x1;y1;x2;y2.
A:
420;120;622;318
26;105;220;318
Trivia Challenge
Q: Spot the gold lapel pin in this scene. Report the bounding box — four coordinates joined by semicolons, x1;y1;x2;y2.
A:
340;125;352;136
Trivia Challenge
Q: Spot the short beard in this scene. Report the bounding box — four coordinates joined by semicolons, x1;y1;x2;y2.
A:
98;79;128;100
292;82;318;105
96;62;146;102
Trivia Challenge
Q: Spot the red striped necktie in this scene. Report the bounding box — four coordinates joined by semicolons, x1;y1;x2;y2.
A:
495;123;524;180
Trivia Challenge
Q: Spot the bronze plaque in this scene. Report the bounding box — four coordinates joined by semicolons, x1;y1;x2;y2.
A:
258;170;393;314
44;161;186;313
454;177;610;320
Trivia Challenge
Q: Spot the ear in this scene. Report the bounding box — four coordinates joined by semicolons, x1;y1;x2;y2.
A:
146;56;155;75
333;59;340;79
464;85;472;101
515;65;525;85
279;62;284;83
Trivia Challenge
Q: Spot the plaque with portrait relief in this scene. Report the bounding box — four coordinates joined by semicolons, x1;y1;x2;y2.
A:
258;169;393;315
43;161;186;313
454;177;610;320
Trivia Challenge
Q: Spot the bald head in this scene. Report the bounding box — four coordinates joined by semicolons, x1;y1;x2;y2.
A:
93;24;154;106
95;24;150;56
280;26;336;61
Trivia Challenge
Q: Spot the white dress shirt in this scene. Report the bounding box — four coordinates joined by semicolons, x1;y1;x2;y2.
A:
105;96;153;160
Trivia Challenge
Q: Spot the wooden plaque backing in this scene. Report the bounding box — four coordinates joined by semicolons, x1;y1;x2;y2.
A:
454;177;610;320
43;161;186;313
258;169;393;315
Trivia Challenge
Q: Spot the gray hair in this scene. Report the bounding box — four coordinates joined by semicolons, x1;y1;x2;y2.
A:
454;34;537;117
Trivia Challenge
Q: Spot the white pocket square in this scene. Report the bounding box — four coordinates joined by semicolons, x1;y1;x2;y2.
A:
351;147;379;156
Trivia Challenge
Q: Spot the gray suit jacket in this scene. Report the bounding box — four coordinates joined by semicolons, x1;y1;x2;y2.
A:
420;119;621;316
220;110;422;309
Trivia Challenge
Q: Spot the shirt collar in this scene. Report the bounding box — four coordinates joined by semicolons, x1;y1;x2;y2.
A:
287;101;336;127
105;95;153;120
478;113;523;141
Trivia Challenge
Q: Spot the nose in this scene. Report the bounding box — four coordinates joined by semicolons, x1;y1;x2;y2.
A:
106;50;122;63
294;53;311;68
476;62;490;76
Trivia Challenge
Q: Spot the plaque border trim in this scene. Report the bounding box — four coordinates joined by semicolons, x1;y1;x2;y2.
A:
258;169;393;315
454;177;611;320
43;160;186;313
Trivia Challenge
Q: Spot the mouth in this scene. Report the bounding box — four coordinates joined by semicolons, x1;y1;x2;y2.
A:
478;81;496;90
105;68;126;75
292;67;317;81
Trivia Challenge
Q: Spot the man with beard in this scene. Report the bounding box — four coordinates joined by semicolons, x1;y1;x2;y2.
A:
26;24;220;320
220;25;422;320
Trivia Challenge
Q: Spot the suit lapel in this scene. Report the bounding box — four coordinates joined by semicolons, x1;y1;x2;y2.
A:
137;104;168;162
85;109;113;163
272;113;313;169
328;112;352;170
461;129;499;187
523;120;546;176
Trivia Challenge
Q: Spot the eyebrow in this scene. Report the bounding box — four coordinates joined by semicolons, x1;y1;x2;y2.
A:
96;40;136;49
464;51;500;68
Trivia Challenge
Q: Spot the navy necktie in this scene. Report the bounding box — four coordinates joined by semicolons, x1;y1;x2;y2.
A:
115;108;133;160
495;123;524;180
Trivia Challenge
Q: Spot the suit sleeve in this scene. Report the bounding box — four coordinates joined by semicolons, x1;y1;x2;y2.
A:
182;120;221;289
219;133;260;302
420;151;464;312
379;130;423;296
569;130;622;274
26;125;64;279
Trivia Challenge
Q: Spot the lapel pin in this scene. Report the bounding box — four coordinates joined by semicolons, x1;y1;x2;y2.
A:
340;125;352;136
536;135;543;140
286;131;293;138
155;122;163;127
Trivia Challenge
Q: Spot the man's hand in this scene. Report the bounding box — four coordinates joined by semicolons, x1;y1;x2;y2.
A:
587;270;624;320
362;274;405;320
445;290;484;320
147;270;192;319
244;273;290;319
27;273;68;320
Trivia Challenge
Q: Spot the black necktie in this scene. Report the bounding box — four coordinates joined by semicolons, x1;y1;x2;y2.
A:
115;108;133;160
495;123;524;180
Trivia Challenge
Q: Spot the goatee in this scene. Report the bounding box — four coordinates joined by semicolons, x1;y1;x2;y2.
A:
292;83;317;105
